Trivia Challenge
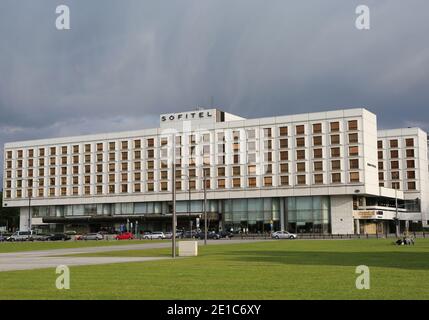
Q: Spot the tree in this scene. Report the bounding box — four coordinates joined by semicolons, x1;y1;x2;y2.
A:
0;191;20;231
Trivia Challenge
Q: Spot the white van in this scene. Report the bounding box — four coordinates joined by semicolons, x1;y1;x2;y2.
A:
7;230;34;242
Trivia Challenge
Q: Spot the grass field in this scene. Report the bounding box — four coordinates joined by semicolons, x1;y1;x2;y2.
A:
0;239;163;253
1;239;429;299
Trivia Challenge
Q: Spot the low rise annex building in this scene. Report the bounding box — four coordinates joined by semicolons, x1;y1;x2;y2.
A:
2;107;428;235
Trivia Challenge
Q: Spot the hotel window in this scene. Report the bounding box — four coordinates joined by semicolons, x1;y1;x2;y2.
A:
295;125;305;135
331;147;340;158
233;178;241;188
97;164;103;173
61;177;67;185
5;190;11;199
160;182;168;191
350;172;360;183
96;186;103;195
331;160;341;170
391;171;400;180
330;122;340;132
85;165;91;173
349;146;359;156
406;160;415;168
49;168;55;176
405;138;414;147
85;154;91;163
134;150;141;159
96;175;103;183
28;149;34;157
218;167;225;176
49;147;56;156
17;150;23;158
407;181;416;190
73;187;79;195
313;123;322;134
348;133;358;144
217;132;225;141
297;162;306;172
28;159;34;167
97;154;103;162
391;161;399;169
6;161;12;169
279;126;288;136
134;139;141;149
406;149;414;158
73;145;79;153
379;172;384;180
72;155;79;164
264;128;272;138
202;133;210;143
175;181;182;190
16;190;22;198
121;152;128;161
378;151;383;159
17;170;22;178
147;161;154;169
189;135;196;144
377;141;383;149
233;142;240;153
134;162;141;170
109;142;116;151
17;160;23;168
234;154;240;164
146;183;153;192
331;173;341;183
296;137;305;147
161;171;168;179
50;157;56;165
313;136;322;146
314;174;323;184
147;138;155;147
218;143;226;153
280;163;288;173
349;159;359;169
280;176;289;186
189;169;196;177
84;176;90;184
279;139;288;149
121;141;128;149
73;176;79;184
313;148;323;159
121;184;128;193
50;188;56;197
97;143;103;151
39;148;45;157
264;164;272;174
6;180;11;188
407;171;415;179
60;187;67;196
248;177;256;188
348;120;358;131
109;174;115;183
390;140;398;148
108;185;115;194
203;145;210;154
189;180;196;190
296;150;305;160
391;150;399;159
330;135;340;145
60;146;67;154
6;171;12;178
217;179;226;189
17;180;22;188
134;184;141;192
84;144;91;153
248;165;257;175
378;162;384;170
297;175;306;185
160;138;168;147
6;151;12;159
147;150;154;158
109;163;115;172
61;157;67;165
280;151;288;161
263;176;272;186
314;161;323;172
264;140;272;150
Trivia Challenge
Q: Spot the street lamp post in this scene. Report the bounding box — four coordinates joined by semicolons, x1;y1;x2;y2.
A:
395;188;400;238
172;134;177;258
203;170;208;245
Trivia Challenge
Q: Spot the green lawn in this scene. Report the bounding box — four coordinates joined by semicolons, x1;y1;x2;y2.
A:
1;239;429;299
0;239;163;253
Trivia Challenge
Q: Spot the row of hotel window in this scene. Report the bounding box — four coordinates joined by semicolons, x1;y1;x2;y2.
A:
4;171;362;199
5;146;362;172
4;120;360;159
378;138;414;149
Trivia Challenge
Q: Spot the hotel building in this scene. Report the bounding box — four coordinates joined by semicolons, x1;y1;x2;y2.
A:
2;108;428;234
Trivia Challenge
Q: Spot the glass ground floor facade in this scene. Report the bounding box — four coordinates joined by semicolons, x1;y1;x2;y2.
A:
31;195;332;234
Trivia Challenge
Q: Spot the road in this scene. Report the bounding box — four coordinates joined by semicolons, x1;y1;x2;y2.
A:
0;239;269;272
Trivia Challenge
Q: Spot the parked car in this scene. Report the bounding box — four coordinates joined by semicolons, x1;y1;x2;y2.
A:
46;233;71;241
182;230;198;239
164;231;183;239
80;233;104;241
115;232;134;240
0;233;10;242
7;230;35;241
196;231;221;240
143;232;165;240
271;231;297;239
218;231;234;239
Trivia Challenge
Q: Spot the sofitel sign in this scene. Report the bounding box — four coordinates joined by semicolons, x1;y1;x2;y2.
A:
161;110;214;122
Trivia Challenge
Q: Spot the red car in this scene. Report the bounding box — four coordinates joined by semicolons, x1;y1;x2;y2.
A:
115;232;134;240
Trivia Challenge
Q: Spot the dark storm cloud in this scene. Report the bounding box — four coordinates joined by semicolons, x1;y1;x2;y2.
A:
1;0;429;182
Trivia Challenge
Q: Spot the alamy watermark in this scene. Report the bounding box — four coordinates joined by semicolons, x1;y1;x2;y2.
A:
355;265;370;290
56;265;70;290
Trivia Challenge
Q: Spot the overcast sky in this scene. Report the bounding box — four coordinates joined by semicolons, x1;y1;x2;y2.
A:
1;0;429;183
